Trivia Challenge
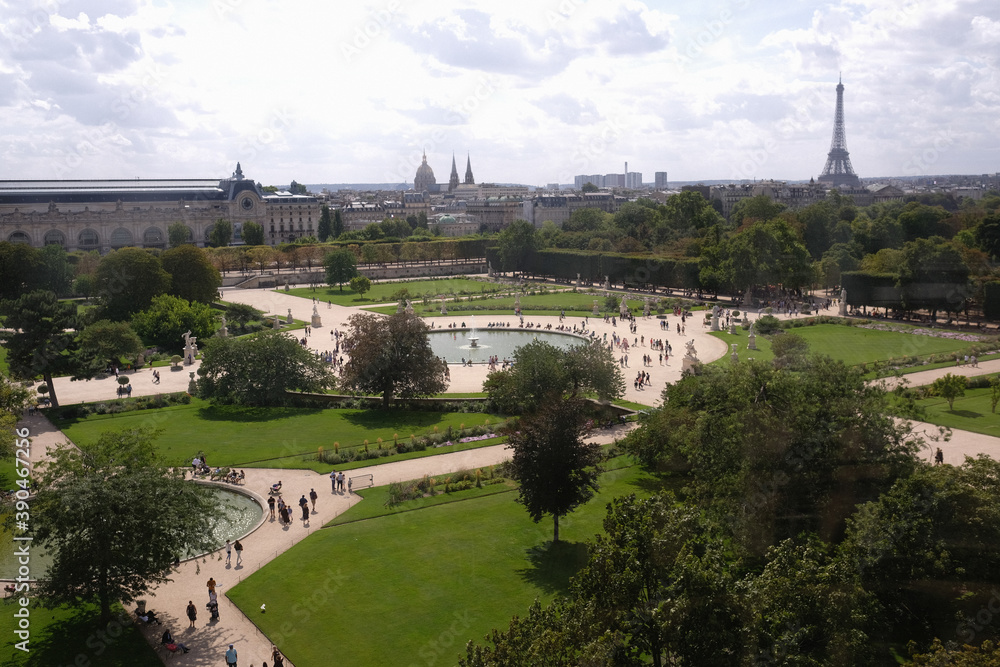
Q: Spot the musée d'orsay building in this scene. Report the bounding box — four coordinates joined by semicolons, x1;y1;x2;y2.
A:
0;164;319;252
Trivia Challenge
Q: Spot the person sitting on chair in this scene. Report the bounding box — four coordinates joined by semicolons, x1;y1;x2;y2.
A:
161;628;190;653
270;480;282;494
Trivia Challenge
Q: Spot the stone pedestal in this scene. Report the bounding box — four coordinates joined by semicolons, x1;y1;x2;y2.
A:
272;315;280;329
729;322;737;335
682;357;698;373
730;343;739;363
710;306;720;332
748;332;758;350
592;300;600;317
286;308;294;325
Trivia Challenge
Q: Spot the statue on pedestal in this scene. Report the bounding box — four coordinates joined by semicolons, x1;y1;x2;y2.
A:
311;304;323;328
286;308;293;324
218;315;228;338
711;305;721;331
592;300;600;316
404;300;414;315
839;288;847;316
440;299;448;315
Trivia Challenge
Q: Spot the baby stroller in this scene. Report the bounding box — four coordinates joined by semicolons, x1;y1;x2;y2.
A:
206;599;220;621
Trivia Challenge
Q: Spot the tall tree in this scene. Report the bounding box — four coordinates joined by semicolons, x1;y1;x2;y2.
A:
167;221;192;248
161;244;222;304
324;247;358;291
197;329;335;406
242;220;264;246
0;290;79;407
333;208;345;238
94;247;171;321
33;427;214;624
339;312;448;408
497;219;538;275
208;218;233;248
505;399;602;542
317;204;334;242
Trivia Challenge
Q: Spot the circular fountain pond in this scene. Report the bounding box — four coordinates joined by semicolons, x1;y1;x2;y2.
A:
428;328;585;364
0;484;262;580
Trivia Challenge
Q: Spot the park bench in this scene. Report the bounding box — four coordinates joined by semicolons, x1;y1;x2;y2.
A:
350;474;374;490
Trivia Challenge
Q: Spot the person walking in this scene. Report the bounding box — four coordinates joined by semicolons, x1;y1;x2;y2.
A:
206;577;216;598
234;539;243;566
225;643;238;667
225;539;232;565
186;600;197;628
330;470;337;493
309;488;318;511
299;495;309;522
267;496;276;520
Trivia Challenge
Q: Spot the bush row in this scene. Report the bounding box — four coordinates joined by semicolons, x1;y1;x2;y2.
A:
316;423;501;465
386;466;507;507
53;392;192;419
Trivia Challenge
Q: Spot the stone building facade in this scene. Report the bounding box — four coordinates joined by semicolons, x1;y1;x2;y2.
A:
0;164;319;252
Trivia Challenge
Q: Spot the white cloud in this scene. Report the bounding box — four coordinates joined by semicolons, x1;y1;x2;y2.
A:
0;0;996;183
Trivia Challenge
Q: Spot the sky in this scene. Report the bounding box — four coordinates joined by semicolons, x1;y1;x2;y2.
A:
0;0;997;187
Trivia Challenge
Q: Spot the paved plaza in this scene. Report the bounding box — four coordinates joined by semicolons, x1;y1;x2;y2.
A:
24;281;1000;665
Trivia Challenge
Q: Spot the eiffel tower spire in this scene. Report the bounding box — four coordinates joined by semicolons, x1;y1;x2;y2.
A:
817;75;861;188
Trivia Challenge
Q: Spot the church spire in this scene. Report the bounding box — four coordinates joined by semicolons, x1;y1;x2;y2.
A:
448;153;459;192
464;153;475;185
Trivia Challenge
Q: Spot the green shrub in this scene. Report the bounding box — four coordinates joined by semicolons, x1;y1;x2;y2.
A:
755;314;782;335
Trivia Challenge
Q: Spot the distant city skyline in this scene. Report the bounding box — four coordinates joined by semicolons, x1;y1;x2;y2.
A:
1;0;997;186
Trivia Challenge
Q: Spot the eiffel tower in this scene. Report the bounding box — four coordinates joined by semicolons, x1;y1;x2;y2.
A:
817;75;861;188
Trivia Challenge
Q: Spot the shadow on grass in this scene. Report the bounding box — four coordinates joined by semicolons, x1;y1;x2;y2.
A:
948;409;983;419
516;540;590;596
1;601;161;667
628;471;686;496
340;409;448;430
196;405;322;422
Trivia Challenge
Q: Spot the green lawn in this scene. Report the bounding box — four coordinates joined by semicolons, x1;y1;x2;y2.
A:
710;323;979;368
0;601;161;667
51;398;501;470
901;381;1000;438
281;278;507;306
368;290;627;317
228;462;664;667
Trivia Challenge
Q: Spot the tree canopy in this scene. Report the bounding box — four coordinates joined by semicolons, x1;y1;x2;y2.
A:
94;247;171;321
208;218;233;247
131;294;216;351
242;220;264;246
339;312;448;408
33;427;215;623
76;319;144;375
484;340;624;414
496;220;538;275
0;290;80;407
161;244;221;304
622;355;916;552
196;329;335;406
